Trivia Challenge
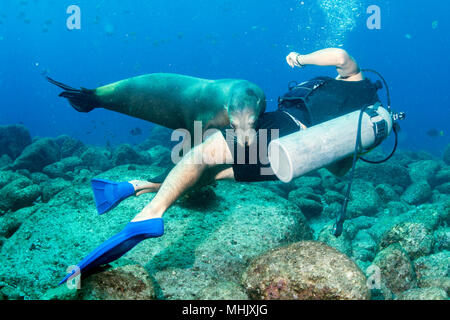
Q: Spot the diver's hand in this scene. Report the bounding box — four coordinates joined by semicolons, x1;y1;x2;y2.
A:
286;52;305;68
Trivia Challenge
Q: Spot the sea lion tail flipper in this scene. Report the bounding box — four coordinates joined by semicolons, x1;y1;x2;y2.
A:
47;76;99;113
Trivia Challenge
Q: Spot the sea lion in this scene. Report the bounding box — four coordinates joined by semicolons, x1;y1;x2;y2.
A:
47;73;266;145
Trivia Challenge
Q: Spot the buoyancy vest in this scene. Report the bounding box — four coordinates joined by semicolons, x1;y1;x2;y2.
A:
278;76;382;127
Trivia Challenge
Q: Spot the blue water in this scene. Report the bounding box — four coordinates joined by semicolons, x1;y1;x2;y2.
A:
0;0;448;154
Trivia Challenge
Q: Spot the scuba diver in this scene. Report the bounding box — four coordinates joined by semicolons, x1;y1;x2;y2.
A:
55;48;393;285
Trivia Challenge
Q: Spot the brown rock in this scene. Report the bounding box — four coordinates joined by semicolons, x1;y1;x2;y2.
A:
242;241;370;300
396;287;448;300
373;244;416;295
81;265;156;300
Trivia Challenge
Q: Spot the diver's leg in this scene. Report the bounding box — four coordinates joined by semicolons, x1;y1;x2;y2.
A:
130;166;235;196
131;131;233;222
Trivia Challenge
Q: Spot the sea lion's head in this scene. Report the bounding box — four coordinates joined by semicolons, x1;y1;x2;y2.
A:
227;83;266;146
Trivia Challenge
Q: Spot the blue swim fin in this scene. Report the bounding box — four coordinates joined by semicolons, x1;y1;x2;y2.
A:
91;179;136;215
59;218;164;285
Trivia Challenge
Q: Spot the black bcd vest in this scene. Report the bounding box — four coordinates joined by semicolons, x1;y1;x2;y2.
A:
278;76;381;127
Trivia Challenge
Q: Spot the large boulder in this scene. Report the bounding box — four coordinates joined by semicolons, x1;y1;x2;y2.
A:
42;157;83;180
433;227;450;252
372;244;416;296
0;155;12;169
43;265;156;300
396;287;448;300
11;138;60;172
0;165;312;299
351;230;377;263
401;181;432;205
414;251;449;283
354;162;411;188
288;188;323;218
80;147;113;172
242;241;370;300
375;184;399;203
317;224;352;256
347;179;382;218
112;144;151;166
0;177;41;212
407;160;441;183
0;124;32;160
379;222;434;260
55;135;86;158
40;178;72;203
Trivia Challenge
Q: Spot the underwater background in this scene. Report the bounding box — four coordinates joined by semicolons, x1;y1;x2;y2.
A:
0;0;449;300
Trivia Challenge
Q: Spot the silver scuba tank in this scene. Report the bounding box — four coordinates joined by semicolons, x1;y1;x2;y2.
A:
268;103;393;183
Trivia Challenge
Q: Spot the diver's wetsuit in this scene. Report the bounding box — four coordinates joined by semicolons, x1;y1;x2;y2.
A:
224;76;381;182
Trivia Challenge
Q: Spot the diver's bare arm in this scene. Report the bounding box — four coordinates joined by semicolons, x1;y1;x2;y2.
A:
286;48;361;79
131;132;233;221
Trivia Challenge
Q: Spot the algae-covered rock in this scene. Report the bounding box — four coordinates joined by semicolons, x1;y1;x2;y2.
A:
317;224;352;256
379;222;434;260
436;182;450;194
323;190;345;204
408;160;441;183
112;144;151;166
0;124;32;160
81;147;113;172
288;189;323;218
43;265;156;300
40;178;72;203
0;155;12;169
372;244;416;295
429;167;450;187
147;145;173;167
198;281;249;300
354;162;411;188
375;184;399;203
433;227;450;252
443;144;450;165
43;156;83;180
0;171;25;189
396;287;448;300
347;179;382;218
11;138;61;172
417;277;450;295
401;181;432;205
0;177;41;212
414;251;449;280
0;165;312;299
351;230;377;262
242;241;369;300
55;135;86;158
79;264;156;300
0;205;41;239
29;172;50;184
292;176;323;193
317;168;340;191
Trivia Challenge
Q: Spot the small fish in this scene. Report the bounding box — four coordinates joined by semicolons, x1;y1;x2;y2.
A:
432;20;438;29
130;127;142;136
426;129;444;138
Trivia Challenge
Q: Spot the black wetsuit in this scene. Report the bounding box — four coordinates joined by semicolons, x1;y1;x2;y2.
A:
224;76;381;182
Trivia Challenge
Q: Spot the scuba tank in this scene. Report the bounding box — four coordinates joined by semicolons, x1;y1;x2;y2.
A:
268;69;406;237
268;103;393;183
